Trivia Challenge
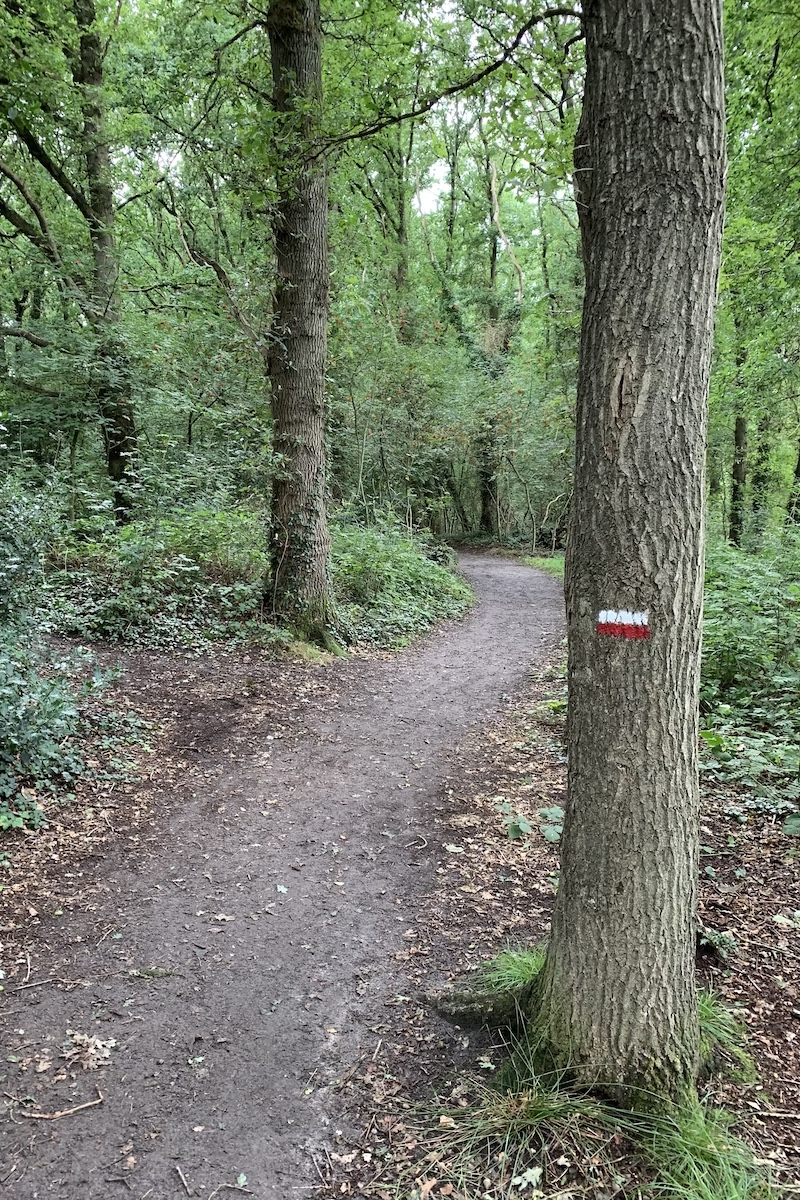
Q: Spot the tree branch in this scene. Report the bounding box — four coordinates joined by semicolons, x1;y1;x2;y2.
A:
318;8;581;154
0;194;58;263
0;324;50;347
0;157;65;267
10;118;94;225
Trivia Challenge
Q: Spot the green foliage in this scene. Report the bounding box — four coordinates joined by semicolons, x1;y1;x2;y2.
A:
0;482;52;619
0;630;87;830
331;521;473;646
496;798;533;841
700;535;800;821
43;509;276;651
38;506;472;652
538;805;564;843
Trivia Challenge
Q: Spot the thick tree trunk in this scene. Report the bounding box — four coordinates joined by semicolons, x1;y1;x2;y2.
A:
73;0;137;521
266;0;335;641
533;0;726;1103
730;414;747;546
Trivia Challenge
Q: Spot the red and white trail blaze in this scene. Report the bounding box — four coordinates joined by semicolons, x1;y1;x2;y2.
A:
596;609;650;639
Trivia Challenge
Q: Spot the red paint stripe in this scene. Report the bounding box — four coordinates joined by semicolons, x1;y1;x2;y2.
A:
597;622;650;639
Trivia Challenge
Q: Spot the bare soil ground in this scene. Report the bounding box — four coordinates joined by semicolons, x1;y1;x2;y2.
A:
0;554;565;1199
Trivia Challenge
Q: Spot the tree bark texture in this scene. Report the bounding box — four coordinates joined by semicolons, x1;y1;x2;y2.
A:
730;414;747;546
267;0;334;638
535;0;726;1101
73;0;138;519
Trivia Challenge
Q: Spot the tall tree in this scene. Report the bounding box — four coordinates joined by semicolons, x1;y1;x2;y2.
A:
0;0;138;517
533;0;726;1102
266;0;335;640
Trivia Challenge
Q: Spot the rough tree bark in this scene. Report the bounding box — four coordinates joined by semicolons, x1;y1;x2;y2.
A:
730;414;747;546
533;0;726;1103
266;0;336;641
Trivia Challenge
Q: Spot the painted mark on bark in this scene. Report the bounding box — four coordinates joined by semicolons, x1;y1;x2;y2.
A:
597;610;650;639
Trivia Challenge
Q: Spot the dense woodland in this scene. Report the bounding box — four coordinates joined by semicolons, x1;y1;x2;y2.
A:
1;0;800;1194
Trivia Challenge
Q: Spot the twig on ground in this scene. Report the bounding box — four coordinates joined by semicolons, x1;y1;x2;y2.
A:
310;1153;327;1185
19;1086;103;1120
175;1165;192;1195
13;977;82;992
208;1183;254;1198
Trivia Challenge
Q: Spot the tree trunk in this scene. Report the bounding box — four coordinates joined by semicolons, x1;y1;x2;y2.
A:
786;438;800;525
73;0;138;521
730;414;747;546
533;0;726;1104
749;413;771;548
266;0;335;642
476;423;498;536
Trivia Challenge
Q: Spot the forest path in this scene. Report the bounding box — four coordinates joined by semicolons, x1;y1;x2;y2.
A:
0;554;563;1200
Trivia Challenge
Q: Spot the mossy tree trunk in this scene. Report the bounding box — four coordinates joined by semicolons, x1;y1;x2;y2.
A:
533;0;726;1104
266;0;335;641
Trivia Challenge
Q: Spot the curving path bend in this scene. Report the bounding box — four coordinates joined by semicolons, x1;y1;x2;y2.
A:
0;554;564;1199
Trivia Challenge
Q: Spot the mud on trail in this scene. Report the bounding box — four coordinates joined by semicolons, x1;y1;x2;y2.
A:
0;554;564;1199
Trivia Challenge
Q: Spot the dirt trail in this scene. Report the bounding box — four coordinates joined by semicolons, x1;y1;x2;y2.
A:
0;554;563;1199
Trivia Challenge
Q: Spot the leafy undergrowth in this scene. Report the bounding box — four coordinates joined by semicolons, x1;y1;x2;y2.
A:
320;663;799;1199
700;534;800;826
42;508;472;652
2;498;470;853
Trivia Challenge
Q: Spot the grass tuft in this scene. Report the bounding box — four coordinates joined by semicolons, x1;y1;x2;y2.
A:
698;988;756;1083
475;945;546;993
523;553;565;580
415;966;769;1199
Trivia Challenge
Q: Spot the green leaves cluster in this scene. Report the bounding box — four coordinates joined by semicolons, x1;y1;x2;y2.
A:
700;533;800;821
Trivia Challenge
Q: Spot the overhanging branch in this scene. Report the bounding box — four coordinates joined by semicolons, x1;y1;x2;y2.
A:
318;7;581;155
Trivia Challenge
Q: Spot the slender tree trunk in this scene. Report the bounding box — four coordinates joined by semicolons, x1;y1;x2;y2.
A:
476;427;498;536
750;413;771;547
730;414;747;546
73;0;137;521
533;0;726;1103
266;0;335;641
787;438;800;525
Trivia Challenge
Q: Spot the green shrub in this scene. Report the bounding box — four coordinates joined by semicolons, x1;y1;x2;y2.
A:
701;534;800;813
44;509;472;651
0;628;91;830
331;523;473;646
44;508;275;650
0;482;52;620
